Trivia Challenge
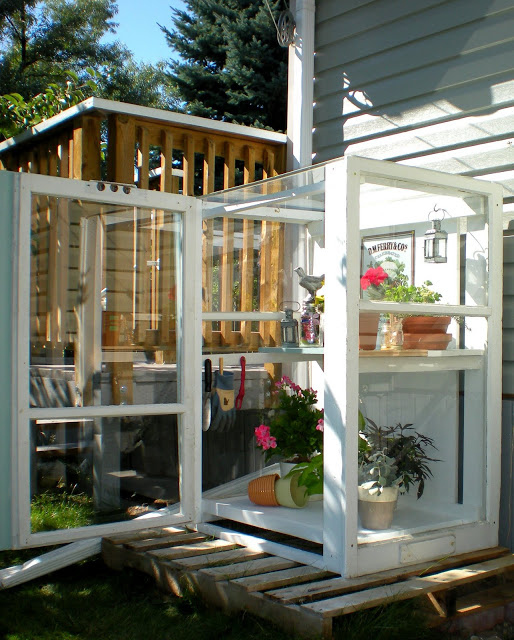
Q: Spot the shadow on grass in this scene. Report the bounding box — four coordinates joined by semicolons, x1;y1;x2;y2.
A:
0;556;295;640
0;551;462;640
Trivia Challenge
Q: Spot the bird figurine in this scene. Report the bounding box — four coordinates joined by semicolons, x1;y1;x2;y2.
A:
294;267;325;302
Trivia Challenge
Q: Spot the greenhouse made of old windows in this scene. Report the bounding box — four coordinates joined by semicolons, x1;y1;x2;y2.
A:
0;156;503;578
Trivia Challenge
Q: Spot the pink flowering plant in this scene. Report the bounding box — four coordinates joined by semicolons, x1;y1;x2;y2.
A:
255;376;324;495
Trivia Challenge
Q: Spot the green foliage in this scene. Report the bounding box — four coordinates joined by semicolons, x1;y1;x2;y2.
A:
0;1;177;113
0;0;119;97
0;69;98;139
358;449;402;495
358;419;439;499
161;0;288;131
288;452;323;496
262;376;324;461
384;279;443;304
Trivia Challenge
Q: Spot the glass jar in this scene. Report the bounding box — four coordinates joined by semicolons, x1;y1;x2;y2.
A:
380;315;403;350
300;302;321;347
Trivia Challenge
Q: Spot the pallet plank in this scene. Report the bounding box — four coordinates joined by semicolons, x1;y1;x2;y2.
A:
169;548;268;570
268;546;510;604
301;555;514;619
233;565;334;593
199;556;298;581
103;526;186;546
148;539;238;561
127;532;207;552
455;581;514;616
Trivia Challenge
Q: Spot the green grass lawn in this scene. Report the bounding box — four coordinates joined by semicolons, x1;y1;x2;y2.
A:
0;552;298;640
0;547;454;640
0;491;457;640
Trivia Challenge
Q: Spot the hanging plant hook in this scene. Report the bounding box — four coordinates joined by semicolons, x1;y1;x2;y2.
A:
264;0;296;47
428;204;448;222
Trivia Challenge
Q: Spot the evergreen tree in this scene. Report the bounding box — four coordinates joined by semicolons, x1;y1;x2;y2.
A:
161;0;288;131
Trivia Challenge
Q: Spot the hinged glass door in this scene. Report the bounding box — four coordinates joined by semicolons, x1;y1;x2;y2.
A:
11;172;202;548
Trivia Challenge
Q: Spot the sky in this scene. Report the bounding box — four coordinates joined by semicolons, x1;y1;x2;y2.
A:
102;0;187;64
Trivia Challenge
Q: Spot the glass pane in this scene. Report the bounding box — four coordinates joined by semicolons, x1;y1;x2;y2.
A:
359;178;489;308
200;163;325;213
202;362;276;491
358;360;487;538
29;195;182;407
30;414;180;533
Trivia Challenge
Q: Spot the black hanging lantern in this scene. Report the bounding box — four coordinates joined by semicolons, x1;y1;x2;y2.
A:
424;207;448;263
281;307;299;347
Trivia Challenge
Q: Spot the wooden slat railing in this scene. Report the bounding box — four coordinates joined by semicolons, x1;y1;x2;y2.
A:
0;98;287;355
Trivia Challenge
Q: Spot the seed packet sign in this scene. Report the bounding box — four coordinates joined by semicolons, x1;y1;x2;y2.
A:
360;231;415;296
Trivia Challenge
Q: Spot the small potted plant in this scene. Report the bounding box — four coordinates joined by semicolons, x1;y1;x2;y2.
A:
382;280;452;349
361;264;451;350
360;264;409;349
358;418;438;529
250;376;324;508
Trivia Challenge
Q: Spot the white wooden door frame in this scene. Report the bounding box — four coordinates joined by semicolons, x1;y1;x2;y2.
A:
11;173;202;548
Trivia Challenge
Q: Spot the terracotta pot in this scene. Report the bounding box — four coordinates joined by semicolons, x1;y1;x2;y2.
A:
248;474;279;506
358;486;398;530
401;316;452;350
402;316;451;334
403;333;452;350
359;312;380;350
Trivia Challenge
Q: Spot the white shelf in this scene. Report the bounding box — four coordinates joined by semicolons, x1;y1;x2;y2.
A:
359;349;484;372
258;347;484;372
201;495;479;546
202;496;323;543
259;346;324;357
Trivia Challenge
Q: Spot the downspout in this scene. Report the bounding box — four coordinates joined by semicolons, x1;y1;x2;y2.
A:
287;0;315;170
285;0;316;393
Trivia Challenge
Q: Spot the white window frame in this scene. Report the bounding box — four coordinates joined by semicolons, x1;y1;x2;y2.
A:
12;173;202;548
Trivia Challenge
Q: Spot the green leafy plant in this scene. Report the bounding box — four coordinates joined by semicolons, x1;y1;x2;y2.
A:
255;376;324;462
383;280;442;304
358;418;439;498
255;376;324;495
0;69;99;140
287;453;323;496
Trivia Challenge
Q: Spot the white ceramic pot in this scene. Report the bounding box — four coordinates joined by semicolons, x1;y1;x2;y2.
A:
358;486;398;530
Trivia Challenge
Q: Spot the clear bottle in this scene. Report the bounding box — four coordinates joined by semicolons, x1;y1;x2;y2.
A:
380;315;403;350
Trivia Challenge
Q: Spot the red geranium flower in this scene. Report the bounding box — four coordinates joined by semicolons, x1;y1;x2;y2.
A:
361;266;388;290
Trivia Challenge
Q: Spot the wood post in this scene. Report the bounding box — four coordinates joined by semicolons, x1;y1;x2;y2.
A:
137;126;150;190
72;115;102;180
160;129;173;193
183;134;195;196
106;114;135;184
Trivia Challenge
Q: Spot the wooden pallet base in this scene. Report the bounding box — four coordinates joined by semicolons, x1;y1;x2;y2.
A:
102;527;514;639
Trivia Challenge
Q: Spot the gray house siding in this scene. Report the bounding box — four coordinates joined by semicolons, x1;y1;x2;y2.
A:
313;0;514;190
312;0;514;548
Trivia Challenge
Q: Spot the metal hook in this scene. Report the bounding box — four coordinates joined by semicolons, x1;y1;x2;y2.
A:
428;205;448;222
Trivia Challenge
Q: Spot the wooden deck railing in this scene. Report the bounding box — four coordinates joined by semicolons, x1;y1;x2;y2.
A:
0;98;287;354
